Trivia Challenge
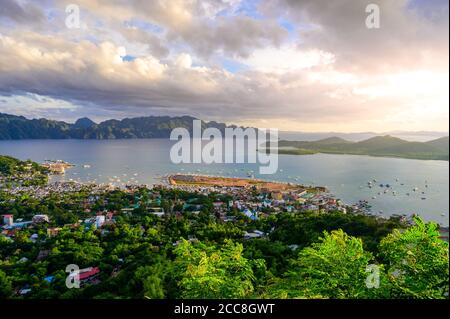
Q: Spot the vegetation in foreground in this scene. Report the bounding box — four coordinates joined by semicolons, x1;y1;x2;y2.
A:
0;156;448;299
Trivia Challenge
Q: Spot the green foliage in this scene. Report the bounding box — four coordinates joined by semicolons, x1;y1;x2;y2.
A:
135;264;166;299
277;230;376;298
173;239;262;299
0;270;13;298
269;211;403;253
379;217;449;298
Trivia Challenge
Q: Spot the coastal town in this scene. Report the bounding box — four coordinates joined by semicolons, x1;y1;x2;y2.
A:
0;155;448;299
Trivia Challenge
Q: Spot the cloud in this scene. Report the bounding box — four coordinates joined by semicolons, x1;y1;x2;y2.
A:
0;0;46;26
260;0;448;72
0;0;448;132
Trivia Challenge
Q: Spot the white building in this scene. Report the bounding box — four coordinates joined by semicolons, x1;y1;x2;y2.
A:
95;215;105;228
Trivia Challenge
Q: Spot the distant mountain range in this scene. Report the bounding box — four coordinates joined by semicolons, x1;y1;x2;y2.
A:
1;112;448;160
0;112;237;139
277;136;449;161
278;130;449;142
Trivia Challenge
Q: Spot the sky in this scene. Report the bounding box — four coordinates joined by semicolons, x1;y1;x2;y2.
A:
0;0;448;132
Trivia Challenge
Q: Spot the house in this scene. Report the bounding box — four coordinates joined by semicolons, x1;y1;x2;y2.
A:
95;215;105;228
44;276;55;283
47;227;62;237
2;214;13;226
67;267;101;287
148;207;165;217
4;221;32;230
36;249;50;261
213;202;224;209
32;214;49;224
30;233;39;243
243;209;258;221
262;199;272;208
271;191;283;200
244;230;265;239
18;288;32;296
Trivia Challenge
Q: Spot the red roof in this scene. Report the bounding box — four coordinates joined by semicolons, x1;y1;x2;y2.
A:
79;267;100;280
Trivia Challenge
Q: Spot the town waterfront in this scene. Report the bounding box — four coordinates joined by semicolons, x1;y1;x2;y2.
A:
0;138;448;225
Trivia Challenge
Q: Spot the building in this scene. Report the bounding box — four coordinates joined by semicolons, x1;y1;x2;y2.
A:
2;214;13;226
243;209;258;220
95;215;105;228
32;214;49;223
271;191;283;200
244;230;265;239
47;227;62;237
66;267;101;287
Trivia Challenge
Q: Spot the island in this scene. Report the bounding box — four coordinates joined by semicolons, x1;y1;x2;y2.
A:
271;135;449;161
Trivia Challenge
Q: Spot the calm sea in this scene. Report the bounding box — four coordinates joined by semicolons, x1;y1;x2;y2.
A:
0;139;448;226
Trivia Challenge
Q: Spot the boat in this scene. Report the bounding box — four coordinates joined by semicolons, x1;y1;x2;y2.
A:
82;164;91;168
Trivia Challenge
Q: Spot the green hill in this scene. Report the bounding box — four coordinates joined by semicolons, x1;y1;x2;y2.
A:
0;113;238;140
425;136;449;153
277;135;449;161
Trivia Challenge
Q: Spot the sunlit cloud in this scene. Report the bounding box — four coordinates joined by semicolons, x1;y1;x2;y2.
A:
0;0;448;132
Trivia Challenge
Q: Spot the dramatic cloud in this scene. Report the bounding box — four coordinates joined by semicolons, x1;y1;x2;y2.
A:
0;0;448;132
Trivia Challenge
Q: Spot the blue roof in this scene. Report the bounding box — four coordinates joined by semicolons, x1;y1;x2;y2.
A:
44;276;55;283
